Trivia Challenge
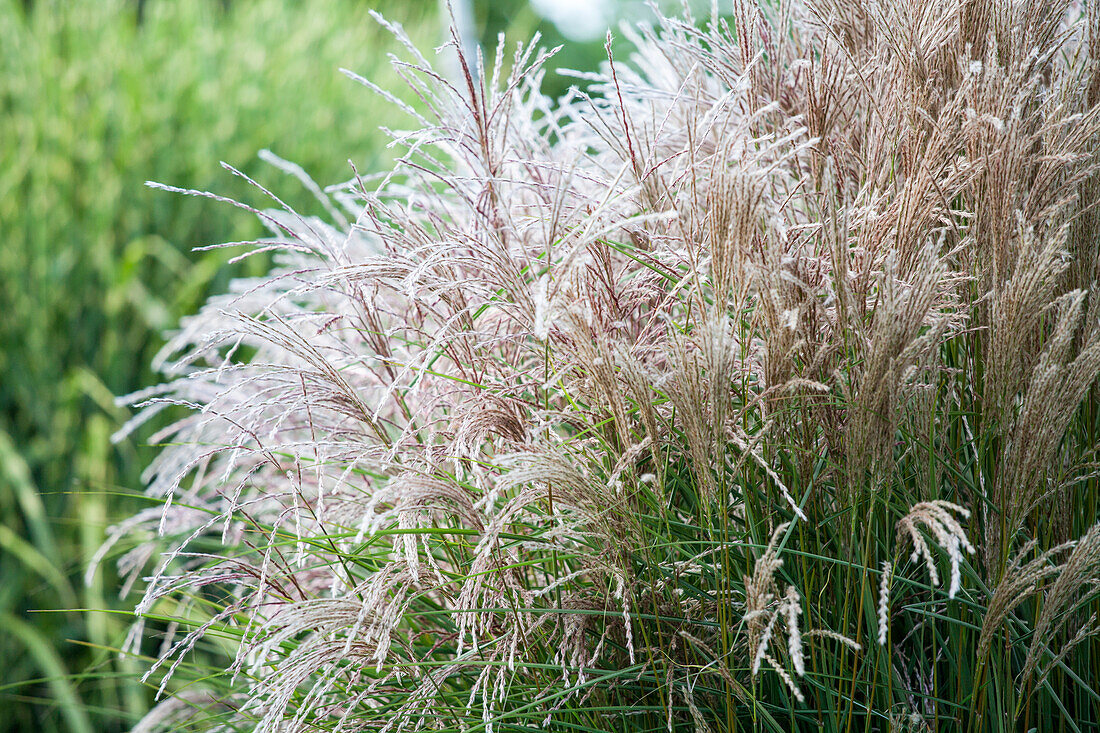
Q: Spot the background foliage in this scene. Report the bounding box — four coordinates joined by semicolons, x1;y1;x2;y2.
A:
0;1;440;729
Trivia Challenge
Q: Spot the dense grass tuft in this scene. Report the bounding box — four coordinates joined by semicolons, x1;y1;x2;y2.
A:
114;2;1100;731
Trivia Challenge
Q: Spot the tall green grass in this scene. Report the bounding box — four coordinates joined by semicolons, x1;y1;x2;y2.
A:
0;1;434;730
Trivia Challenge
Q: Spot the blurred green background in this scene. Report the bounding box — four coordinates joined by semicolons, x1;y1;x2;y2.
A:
0;0;632;730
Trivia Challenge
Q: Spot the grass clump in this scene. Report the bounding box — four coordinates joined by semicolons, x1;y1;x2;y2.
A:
113;2;1100;730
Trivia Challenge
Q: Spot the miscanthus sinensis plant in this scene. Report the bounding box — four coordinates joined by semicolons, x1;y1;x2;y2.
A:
105;1;1100;730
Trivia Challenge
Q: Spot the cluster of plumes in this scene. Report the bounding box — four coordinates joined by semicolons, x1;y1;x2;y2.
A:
742;523;862;704
743;524;806;700
896;500;974;599
109;0;1100;730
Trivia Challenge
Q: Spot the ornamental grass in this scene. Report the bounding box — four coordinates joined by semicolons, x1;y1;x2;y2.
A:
110;2;1100;730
